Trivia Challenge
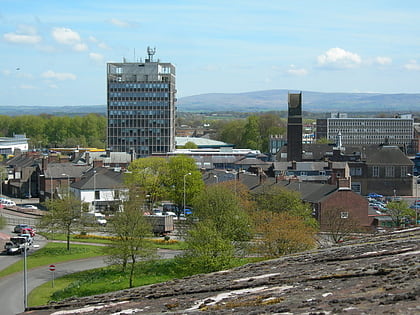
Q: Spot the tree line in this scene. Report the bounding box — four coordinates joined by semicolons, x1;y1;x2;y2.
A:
0;114;106;149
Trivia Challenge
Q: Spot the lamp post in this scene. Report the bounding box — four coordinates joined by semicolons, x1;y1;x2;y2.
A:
408;173;418;226
183;172;191;215
23;243;28;310
213;174;218;183
61;173;70;196
93;170;97;212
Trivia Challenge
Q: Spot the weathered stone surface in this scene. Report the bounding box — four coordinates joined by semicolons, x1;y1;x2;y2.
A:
23;228;419;315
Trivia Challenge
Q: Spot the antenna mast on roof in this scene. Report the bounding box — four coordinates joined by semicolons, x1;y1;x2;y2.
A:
146;46;156;62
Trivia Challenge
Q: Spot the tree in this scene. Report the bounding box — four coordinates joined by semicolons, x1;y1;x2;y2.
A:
386;201;414;227
321;206;361;243
241;115;261;149
183;141;198;149
40;194;86;250
255;186;318;228
192;184;252;243
180;221;235;274
179;184;251;273
166;155;204;210
216;119;246;147
126;157;169;210
105;188;156;287
251;210;317;258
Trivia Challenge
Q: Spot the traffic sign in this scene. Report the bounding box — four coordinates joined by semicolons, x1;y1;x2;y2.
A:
49;264;55;271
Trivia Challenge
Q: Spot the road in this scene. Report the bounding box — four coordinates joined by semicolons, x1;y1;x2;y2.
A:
1;248;182;315
1;210;182;314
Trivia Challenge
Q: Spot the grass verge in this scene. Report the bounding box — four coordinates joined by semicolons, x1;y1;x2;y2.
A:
28;256;262;307
40;232;186;250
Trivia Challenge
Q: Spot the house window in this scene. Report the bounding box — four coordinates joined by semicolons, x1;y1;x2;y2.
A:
350;167;362;176
372;166;379;177
400;166;408;177
351;182;361;194
385;166;395;177
95;190;100;200
341;212;349;219
114;190;120;199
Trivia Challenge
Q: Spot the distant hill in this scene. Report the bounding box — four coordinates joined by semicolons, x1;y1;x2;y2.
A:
176;89;420;112
2;90;420;116
0;105;106;116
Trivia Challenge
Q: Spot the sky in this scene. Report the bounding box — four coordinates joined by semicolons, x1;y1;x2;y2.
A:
1;0;420;106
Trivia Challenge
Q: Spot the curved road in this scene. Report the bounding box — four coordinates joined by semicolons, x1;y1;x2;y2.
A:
1;218;182;315
1;249;182;315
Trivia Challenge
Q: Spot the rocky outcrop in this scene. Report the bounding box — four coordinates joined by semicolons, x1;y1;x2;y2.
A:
24;228;419;314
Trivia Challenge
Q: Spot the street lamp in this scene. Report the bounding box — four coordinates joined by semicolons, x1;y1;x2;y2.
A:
23;242;28;310
409;173;419;226
183;172;191;215
213;174;218;183
93;170;97;212
61;173;70;196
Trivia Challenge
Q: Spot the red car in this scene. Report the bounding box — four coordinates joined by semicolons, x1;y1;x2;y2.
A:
20;227;35;237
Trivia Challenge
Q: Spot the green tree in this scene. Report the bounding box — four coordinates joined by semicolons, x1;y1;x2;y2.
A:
241;115;261;149
126;157;169;210
386;201;414;227
255;186;318;228
183;141;198;149
192;184;252;243
40;194;86;250
167;155;204;210
105;188;156;287
216;119;246;146
179;221;235;274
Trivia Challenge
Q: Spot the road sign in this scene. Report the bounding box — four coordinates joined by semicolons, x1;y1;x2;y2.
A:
49;264;55;271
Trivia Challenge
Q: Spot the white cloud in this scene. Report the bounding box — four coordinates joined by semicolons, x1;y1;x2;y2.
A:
108;18;131;28
375;56;392;65
3;24;41;45
404;60;420;71
317;47;362;69
51;27;81;45
89;52;104;62
287;65;308;76
3;33;41;44
73;43;88;52
41;70;76;81
20;84;36;89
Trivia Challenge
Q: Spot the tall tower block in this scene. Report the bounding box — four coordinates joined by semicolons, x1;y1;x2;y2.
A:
287;92;303;162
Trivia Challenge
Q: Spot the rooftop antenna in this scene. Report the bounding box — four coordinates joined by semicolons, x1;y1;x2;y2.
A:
147;46;156;62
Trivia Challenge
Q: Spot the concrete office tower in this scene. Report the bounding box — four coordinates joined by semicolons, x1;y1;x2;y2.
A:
107;47;176;157
287;92;303;162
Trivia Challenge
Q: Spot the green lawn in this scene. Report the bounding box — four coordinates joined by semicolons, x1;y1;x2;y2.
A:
28;256;262;307
40;232;186;250
29;259;183;306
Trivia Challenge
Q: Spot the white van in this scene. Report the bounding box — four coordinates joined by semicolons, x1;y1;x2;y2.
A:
1;199;16;207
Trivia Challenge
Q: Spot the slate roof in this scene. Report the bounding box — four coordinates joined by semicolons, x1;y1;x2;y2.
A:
248;178;338;203
71;167;125;190
44;163;91;179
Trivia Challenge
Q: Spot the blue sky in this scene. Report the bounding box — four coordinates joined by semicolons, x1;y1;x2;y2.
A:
1;0;420;106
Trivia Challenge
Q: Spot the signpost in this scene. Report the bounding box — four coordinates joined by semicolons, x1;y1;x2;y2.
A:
49;264;55;288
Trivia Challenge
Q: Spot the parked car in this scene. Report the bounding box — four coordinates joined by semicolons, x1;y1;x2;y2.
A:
1;199;16;207
21;204;38;210
14;224;30;233
20;227;35;237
